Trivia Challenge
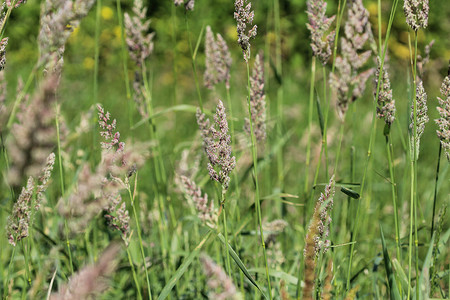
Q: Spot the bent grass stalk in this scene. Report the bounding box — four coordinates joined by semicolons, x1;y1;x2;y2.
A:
346;0;399;290
245;61;272;300
185;12;203;112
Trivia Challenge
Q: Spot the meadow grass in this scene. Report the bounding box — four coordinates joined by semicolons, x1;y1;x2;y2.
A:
0;0;449;299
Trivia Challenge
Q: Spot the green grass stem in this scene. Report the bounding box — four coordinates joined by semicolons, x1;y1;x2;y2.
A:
346;0;399;290
245;60;272;299
184;12;203;112
127;176;152;300
305;57;316;195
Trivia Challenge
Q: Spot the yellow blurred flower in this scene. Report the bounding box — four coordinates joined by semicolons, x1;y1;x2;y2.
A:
225;25;237;42
83;57;95;70
101;6;113;20
389;40;410;59
67;26;80;43
113;26;122;39
367;2;377;16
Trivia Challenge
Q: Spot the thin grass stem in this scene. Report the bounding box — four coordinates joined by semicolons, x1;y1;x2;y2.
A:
126;246;143;300
127;175;152;300
345;0;399;290
431;144;441;237
385;134;401;264
245;61;272;299
322;66;329;180
55;103;74;275
184;12;203;112
20;240;31;286
221;192;232;279
305;57;316;195
94;0;101;104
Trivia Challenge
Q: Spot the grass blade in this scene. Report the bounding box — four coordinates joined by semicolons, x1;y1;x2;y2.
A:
392;258;410;296
414;234;435;300
380;226;401;300
217;233;269;300
157;231;214;300
248;268;298;286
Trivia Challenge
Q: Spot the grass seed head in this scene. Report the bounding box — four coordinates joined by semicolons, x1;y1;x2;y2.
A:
7;76;58;187
303;175;335;299
234;0;257;62
180;175;218;227
435;74;450;160
204;26;232;90
200;254;241;300
330;0;374;117
410;79;429;160
244;52;266;143
306;0;335;65
374;56;396;125
404;0;429;31
196;101;235;193
50;244;121;300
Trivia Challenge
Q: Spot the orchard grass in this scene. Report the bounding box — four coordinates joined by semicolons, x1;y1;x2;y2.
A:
0;0;448;299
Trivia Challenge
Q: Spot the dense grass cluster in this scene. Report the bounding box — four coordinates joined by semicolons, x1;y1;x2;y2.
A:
0;0;449;299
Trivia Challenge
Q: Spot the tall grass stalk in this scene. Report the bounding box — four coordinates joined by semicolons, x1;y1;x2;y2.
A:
305;57;316;195
94;0;101;104
379;0;401;284
140;59;174;286
346;0;399;290
245;61;272;300
126;246;143;300
430;144;441;237
220;192;232;279
20;240;31;286
274;0;284;212
385;133;401;265
127;174;152;300
406;30;420;300
184;13;203;112
55;103;74;275
171;8;179;109
115;0;132;128
321;66;329;180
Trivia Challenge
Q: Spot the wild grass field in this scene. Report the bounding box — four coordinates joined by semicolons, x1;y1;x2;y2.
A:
0;0;449;299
